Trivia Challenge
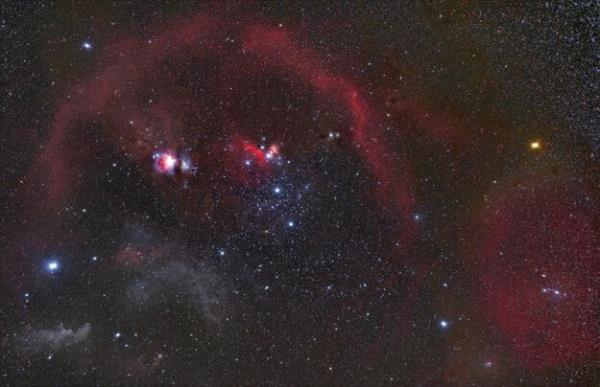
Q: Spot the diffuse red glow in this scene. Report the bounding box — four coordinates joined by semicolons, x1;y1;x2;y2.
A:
23;15;417;240
2;16;441;365
474;180;600;369
6;10;491;370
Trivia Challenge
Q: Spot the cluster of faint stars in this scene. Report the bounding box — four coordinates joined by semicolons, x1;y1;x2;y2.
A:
27;34;548;384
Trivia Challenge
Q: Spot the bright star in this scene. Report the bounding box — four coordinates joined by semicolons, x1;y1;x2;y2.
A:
46;260;60;273
82;41;92;50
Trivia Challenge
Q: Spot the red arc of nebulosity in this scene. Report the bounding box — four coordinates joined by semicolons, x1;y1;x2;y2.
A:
473;178;600;369
4;14;425;369
8;14;417;272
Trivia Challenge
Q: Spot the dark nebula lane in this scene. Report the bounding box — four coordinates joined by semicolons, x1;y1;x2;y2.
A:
1;2;599;385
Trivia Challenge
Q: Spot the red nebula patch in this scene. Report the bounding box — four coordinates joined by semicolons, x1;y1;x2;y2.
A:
474;181;600;369
21;15;416;238
219;135;273;187
4;12;420;312
153;151;178;174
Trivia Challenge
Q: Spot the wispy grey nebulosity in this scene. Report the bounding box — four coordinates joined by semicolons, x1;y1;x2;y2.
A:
20;323;91;352
127;261;226;322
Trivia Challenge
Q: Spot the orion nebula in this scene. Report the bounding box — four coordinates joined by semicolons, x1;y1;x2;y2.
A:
2;2;599;385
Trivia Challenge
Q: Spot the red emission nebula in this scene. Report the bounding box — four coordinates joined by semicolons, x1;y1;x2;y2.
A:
20;14;417;267
474;179;600;369
5;11;600;377
34;16;412;227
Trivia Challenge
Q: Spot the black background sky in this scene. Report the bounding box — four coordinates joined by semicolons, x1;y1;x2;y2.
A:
1;1;599;385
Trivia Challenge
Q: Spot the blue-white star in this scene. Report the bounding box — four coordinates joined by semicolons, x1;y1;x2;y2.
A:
46;260;60;273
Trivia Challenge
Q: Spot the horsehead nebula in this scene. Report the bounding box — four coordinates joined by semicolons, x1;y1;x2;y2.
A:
2;3;599;385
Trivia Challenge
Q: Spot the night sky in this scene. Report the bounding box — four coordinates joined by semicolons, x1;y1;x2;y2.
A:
2;1;600;385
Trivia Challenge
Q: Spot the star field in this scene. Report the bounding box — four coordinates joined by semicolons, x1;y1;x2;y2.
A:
1;1;600;385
